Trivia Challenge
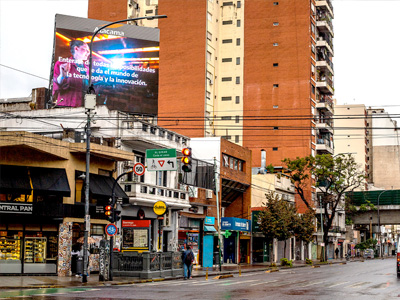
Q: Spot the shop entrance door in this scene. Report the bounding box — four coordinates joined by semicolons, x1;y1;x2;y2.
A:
223;234;236;263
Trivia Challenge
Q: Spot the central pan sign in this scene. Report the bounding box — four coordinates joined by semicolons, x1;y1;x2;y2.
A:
153;201;167;216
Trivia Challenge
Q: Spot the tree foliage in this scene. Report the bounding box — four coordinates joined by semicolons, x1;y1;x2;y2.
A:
258;192;296;242
283;153;365;261
258;192;315;247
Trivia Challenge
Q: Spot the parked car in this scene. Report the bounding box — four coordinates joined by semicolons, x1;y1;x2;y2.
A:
364;249;374;259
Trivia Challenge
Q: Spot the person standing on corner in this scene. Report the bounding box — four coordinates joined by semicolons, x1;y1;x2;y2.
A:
182;245;194;280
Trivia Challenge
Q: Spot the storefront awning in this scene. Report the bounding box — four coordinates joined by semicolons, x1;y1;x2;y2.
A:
89;174;128;200
0;165;32;194
204;225;217;232
30;167;70;197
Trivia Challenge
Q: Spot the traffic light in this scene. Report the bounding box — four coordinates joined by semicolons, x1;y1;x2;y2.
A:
105;205;114;222
114;209;121;222
181;147;192;172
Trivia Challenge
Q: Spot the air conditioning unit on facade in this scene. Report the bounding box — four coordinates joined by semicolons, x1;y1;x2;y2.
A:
206;189;213;199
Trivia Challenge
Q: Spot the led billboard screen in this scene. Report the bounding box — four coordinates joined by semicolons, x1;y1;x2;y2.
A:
50;14;159;115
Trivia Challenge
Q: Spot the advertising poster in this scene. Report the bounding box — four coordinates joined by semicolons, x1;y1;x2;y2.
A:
50;14;160;115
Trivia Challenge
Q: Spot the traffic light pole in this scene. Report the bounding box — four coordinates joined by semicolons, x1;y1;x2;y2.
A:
214;157;222;272
109;170;133;281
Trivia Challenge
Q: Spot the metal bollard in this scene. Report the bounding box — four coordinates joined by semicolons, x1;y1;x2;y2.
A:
206;267;208;280
239;265;241;277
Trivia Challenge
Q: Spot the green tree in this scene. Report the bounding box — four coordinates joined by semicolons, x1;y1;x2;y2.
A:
283;154;365;261
294;209;315;244
258;192;298;261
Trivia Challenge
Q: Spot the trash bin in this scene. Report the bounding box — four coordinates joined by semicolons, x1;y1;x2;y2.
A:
76;256;83;275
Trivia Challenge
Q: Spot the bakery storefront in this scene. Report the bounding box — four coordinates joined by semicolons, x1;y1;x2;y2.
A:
0;165;70;274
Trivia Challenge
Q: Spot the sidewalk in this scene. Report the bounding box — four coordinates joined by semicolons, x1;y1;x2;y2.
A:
0;257;375;290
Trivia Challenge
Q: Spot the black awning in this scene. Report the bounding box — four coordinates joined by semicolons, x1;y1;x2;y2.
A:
30;167;71;197
89;174;128;201
0;165;32;194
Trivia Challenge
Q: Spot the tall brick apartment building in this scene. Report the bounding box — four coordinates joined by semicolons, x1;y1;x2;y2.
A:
88;0;335;210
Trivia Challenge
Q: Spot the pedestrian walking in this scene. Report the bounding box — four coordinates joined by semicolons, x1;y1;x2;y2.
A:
182;245;194;280
335;247;339;259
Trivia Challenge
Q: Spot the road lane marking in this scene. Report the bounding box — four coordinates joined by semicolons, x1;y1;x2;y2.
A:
250;280;279;286
327;281;349;288
298;280;325;287
196;280;233;286
348;282;370;288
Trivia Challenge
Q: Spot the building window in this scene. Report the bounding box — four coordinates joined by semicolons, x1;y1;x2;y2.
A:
237;20;241;27
235;135;239;143
207;51;212;61
236;96;240;104
273;42;279;46
207;31;212;41
145;10;154;14
207;12;212;21
235;115;240;123
222;96;232;101
222;20;233;25
222;77;232;82
236;77;240;84
223;1;234;5
236;38;241;46
273;2;279;5
222;135;232;141
206;91;211;100
222;39;233;44
311;84;315;94
207;71;213;80
274;126;279;130
221;116;232;120
236;57;240;65
311;23;315;34
237;1;241;8
273;147;278;151
273;22;279;26
273;63;279;67
311;43;315;54
222;58;232;62
273;84;279;88
273;105;279;108
142;124;148;132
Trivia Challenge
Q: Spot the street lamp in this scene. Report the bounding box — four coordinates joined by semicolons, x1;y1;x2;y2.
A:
377;189;390;258
82;14;167;283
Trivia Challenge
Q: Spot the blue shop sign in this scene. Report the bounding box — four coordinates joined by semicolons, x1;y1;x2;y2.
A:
221;217;251;232
204;216;215;225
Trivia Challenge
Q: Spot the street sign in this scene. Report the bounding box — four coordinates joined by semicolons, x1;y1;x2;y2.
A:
105;224;117;236
133;162;145;176
146;149;177;171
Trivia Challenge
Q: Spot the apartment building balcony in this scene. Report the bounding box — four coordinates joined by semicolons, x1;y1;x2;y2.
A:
315;118;334;134
316;36;334;55
316;0;334;19
316;138;334;154
316;95;334;114
316;75;334;95
316;15;334;37
122;181;190;209
316;59;334;77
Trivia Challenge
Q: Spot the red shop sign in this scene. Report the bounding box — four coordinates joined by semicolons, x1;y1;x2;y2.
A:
122;220;151;228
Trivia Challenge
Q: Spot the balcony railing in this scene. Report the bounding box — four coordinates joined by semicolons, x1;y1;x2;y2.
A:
316;14;334;32
317;75;334;91
122;181;189;206
316;117;333;128
317;138;331;147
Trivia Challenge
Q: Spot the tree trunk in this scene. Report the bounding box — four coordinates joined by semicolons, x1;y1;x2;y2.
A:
284;240;287;259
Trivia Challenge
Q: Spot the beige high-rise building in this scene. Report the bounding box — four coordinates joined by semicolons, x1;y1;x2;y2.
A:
333;104;368;190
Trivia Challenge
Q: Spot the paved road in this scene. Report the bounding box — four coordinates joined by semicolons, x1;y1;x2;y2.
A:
1;259;399;299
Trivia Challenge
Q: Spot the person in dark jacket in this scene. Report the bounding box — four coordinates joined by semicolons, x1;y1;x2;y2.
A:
182;245;194;280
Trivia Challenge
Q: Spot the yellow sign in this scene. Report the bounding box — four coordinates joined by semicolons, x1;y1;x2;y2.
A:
153;201;167;216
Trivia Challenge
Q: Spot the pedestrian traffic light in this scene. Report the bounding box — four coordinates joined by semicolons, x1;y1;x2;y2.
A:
114;209;121;222
105;205;114;222
181;147;192;172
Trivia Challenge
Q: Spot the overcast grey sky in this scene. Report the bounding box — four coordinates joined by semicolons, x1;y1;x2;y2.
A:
0;0;399;117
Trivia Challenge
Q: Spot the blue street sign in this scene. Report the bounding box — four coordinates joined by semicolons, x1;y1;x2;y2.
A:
105;224;117;236
204;216;215;225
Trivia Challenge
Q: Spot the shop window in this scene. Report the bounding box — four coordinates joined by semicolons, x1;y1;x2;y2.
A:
223;154;229;167
91;224;104;235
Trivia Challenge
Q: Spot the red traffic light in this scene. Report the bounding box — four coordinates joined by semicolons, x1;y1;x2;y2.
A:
105;205;112;211
182;148;191;156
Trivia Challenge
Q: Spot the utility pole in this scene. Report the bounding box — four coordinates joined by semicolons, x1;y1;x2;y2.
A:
214;157;222;271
